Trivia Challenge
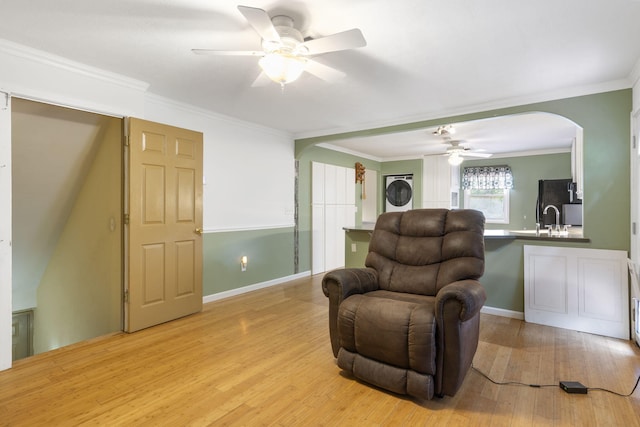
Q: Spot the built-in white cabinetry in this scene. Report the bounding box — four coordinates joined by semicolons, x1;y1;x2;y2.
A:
423;155;456;208
524;245;629;339
312;162;356;274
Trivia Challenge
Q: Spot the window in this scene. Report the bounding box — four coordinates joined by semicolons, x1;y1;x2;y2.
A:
462;165;513;224
464;188;510;223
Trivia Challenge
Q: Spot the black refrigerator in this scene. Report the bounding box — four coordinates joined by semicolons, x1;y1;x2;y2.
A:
536;179;581;227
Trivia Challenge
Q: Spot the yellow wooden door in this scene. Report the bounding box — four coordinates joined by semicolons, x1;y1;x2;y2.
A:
126;118;203;333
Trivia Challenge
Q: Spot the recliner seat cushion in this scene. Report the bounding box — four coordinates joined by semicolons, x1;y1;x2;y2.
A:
338;293;436;375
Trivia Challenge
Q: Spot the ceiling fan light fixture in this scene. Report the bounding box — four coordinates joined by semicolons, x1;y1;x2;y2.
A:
434;125;456;136
448;152;464;166
258;52;307;85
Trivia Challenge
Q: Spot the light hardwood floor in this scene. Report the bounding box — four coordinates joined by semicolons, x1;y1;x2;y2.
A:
1;274;639;426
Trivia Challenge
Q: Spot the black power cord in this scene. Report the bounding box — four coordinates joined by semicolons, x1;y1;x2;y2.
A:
472;364;640;397
471;364;556;389
587;375;640;397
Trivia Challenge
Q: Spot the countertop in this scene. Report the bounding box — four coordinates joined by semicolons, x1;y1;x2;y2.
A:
344;225;590;243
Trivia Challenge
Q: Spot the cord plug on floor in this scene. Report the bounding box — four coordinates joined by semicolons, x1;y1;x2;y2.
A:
559;381;588;394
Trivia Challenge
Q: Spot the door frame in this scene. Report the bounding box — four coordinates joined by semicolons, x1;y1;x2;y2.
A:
630;110;640;346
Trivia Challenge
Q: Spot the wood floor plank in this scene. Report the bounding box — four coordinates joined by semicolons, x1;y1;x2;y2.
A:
2;273;639;426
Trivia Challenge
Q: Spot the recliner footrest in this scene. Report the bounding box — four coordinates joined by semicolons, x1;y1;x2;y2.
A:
337;348;434;400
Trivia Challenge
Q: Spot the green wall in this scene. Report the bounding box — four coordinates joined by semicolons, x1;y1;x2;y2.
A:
298;89;632;313
203;227;296;295
298;89;631;253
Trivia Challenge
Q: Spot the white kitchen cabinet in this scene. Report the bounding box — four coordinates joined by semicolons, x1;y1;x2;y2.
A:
311;162;356;274
311;162;325;205
423;155;453;208
524;245;629;339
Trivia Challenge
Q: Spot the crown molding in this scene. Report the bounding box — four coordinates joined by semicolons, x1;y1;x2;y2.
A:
145;93;292;140
294;79;632;142
487;147;571;159
630;56;640;88
315;143;383;162
316;144;571;164
0;39;149;92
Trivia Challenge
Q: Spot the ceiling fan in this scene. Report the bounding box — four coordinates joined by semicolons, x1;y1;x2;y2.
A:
192;5;367;87
444;140;492;166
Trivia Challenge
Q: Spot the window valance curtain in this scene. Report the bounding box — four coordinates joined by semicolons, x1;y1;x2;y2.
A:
462;165;513;190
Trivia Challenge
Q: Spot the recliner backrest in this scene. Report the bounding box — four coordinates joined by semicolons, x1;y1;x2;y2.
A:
365;209;485;295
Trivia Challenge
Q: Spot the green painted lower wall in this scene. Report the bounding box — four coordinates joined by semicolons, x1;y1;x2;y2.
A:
346;232;594;313
344;230;372;268
203;227;296;295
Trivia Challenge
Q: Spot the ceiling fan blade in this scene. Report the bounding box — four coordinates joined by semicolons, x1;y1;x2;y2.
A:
460;152;493;158
301;28;366;55
237;5;280;43
192;49;264;56
304;59;346;82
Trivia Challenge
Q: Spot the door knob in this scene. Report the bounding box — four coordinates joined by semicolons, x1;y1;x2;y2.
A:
195;227;203;235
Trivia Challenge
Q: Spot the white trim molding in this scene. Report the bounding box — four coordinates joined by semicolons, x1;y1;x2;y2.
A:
204;223;296;233
481;306;525;320
0;39;149;92
202;271;311;304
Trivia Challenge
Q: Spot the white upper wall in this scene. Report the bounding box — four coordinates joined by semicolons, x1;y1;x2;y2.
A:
0;40;294;371
143;95;294;231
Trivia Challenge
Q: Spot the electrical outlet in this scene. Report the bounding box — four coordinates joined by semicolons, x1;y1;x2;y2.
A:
351;243;357;252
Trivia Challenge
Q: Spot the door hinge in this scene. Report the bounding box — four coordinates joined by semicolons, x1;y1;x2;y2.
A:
124;289;129;303
124;135;130;147
633;222;637;236
123;213;130;225
1;91;9;110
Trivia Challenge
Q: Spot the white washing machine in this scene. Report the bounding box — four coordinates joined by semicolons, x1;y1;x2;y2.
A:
385;175;413;212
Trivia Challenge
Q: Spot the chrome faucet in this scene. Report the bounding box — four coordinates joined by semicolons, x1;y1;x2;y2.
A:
543;204;561;233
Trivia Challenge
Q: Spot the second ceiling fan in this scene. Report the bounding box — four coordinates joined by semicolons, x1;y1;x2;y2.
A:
444;140;492;166
193;5;367;87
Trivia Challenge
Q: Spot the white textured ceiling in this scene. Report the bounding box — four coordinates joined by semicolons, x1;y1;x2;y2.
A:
1;0;639;157
319;112;580;161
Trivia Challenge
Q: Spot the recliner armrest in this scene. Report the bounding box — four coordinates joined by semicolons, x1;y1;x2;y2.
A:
322;268;379;357
433;279;486;396
322;268;379;303
435;280;486;322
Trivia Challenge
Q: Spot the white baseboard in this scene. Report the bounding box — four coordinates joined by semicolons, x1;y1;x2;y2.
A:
481;306;524;320
202;271;312;304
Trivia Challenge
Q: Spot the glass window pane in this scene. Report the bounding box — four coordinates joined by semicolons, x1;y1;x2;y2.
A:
464;189;509;224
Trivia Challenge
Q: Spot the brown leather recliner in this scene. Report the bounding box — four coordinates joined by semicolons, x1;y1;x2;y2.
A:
322;209;486;400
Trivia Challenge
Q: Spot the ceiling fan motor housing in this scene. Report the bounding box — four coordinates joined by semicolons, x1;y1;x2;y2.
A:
262;15;306;54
